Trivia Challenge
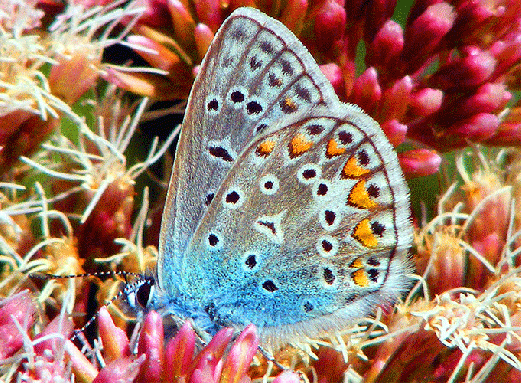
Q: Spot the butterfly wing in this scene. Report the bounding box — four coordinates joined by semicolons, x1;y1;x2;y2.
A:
159;7;340;292
182;103;413;346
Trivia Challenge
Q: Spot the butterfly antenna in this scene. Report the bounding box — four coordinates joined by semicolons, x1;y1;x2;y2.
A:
29;270;149;341
29;270;144;281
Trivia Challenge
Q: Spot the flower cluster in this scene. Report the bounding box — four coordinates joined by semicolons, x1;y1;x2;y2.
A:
0;291;301;383
106;0;520;177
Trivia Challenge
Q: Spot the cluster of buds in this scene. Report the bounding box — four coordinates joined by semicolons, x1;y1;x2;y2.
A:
105;0;520;178
0;291;300;383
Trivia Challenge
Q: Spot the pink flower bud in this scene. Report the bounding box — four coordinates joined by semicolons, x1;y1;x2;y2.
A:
398;149;442;177
194;0;223;33
137;0;172;29
350;67;381;115
220;325;259;383
430;46;497;89
410;88;443;117
446;0;496;46
378;75;413;122
93;356;145;383
66;339;99;382
168;0;196;48
102;68;193;100
403;3;456;72
188;327;234;379
49;53;100;105
98;307;130;362
312;347;348;383
34;315;74;356
137;311;164;383
490;37;521;80
381;119;407;146
0;114;59;173
164;321;196;379
364;0;398;42
0;291;35;359
126;35;192;76
320;63;345;99
459;83;511;117
450;113;499;141
468;234;503;289
195;23;215;61
367;20;404;71
272;371;302;383
279;0;308;33
313;0;346;51
419;231;466;296
486;121;521;146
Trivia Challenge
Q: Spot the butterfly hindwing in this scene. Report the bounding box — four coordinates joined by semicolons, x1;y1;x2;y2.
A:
181;104;413;345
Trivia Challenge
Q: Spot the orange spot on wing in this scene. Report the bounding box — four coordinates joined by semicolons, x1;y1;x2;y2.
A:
282;97;298;113
352;269;369;287
256;140;275;157
349;257;363;269
353;219;378;248
342;156;370;178
289;134;313;158
326;138;346;158
348;180;378;209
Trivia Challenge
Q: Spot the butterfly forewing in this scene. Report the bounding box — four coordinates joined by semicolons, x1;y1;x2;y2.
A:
159;8;340;288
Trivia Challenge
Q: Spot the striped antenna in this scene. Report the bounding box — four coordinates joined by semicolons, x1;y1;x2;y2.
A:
29;271;155;341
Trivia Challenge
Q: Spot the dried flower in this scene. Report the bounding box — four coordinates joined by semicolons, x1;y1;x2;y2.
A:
0;290;74;382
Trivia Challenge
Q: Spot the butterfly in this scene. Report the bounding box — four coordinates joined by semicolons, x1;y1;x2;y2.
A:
139;7;414;348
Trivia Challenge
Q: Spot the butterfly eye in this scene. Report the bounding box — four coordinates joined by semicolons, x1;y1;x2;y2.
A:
136;280;153;309
124;277;154;310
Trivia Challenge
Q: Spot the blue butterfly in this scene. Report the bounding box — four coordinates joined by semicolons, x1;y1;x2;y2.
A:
138;7;413;348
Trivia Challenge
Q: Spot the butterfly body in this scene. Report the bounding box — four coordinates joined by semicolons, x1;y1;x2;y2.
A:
147;7;413;347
